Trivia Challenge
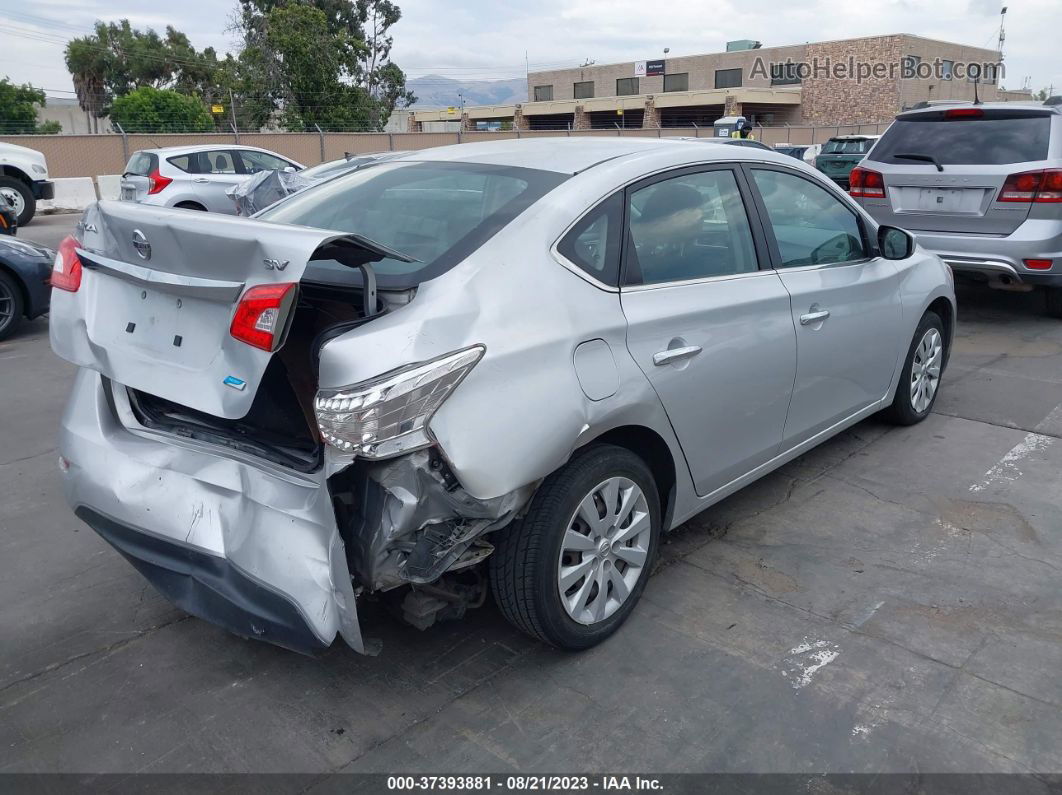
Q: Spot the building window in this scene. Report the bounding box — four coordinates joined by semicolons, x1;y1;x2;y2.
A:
663;72;688;92
770;62;801;86
533;85;553;102
903;55;922;78
616;77;639;96
574;81;594;99
714;68;742;89
941;60;954;80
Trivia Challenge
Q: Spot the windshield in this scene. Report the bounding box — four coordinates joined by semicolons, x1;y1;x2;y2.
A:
872;114;1051;166
259;160;566;287
822;139;875;155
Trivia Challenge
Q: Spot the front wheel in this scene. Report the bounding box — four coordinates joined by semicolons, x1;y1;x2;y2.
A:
883;310;945;425
489;444;661;650
0;270;25;341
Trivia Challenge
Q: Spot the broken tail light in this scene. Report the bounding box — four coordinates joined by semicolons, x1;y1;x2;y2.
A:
147;168;172;195
315;345;485;459
229;282;297;351
51;235;83;292
999;169;1062;203
849;167;885;199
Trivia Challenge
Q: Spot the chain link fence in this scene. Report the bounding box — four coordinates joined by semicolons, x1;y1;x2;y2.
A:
2;124;892;178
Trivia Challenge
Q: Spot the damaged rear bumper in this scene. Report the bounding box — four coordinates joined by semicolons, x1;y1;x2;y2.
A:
58;368;367;655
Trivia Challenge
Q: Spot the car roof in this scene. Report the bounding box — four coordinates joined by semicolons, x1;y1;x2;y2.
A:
391;137;733;175
134;144;280;156
897;101;1059;118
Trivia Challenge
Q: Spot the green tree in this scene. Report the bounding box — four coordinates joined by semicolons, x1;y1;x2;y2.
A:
0;78;61;134
109;86;214;133
65;20;223;129
357;0;416;129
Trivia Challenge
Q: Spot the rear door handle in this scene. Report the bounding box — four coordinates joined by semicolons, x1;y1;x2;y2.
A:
653;345;702;366
799;308;831;325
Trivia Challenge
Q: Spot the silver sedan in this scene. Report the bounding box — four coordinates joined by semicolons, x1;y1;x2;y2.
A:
50;138;955;655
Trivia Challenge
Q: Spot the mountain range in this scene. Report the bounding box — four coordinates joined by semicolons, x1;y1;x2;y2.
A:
406;75;528;109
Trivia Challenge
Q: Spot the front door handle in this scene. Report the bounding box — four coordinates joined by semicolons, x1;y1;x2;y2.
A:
799;307;831;325
193;177;210;183
653;345;702;366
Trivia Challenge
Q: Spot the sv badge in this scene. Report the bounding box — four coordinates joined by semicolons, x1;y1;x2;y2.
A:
263;258;290;271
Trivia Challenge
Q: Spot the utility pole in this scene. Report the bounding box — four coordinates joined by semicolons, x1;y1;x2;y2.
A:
228;88;239;138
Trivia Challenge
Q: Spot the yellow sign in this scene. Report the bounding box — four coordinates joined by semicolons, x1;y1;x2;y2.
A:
616;109;624;115
446;106;457;114
211;104;224;114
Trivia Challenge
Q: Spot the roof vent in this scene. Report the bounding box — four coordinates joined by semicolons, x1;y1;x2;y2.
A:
726;40;762;52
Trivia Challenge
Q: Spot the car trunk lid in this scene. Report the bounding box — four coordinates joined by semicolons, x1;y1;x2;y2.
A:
50;199;405;419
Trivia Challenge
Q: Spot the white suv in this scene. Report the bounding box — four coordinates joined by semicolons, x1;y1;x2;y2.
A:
119;145;304;214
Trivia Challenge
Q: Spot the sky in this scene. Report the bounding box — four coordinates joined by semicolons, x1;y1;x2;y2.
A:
1;0;1059;102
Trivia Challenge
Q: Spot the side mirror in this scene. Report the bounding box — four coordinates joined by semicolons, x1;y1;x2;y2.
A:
878;225;914;260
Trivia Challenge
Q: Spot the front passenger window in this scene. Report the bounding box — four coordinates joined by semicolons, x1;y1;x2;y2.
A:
751;169;866;268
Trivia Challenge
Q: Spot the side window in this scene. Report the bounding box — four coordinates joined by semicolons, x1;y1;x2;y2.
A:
166;154;197;173
200;150;239;174
625;169;758;286
557;192;623;285
751;169;867;268
238;150;293;174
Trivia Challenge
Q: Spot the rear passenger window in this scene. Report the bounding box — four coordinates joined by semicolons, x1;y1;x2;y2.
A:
166;154;196;173
557;193;622;285
751;169;866;268
625;169;758;285
201;150;238;174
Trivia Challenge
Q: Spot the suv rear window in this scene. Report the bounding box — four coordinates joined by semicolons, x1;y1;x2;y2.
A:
822;139;874;155
124;152;157;176
872;113;1051;165
259;161;566;288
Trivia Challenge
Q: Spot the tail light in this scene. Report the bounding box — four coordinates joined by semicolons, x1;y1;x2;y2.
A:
850;167;885;199
1024;259;1053;270
999;169;1062;203
51;235;83;292
147;168;172;195
944;108;984;119
229;283;297;351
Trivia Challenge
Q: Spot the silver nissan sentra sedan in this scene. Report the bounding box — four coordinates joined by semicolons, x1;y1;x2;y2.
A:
49;138;955;655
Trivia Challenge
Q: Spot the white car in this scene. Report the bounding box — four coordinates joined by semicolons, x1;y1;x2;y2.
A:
0;141;54;226
119;145;304;214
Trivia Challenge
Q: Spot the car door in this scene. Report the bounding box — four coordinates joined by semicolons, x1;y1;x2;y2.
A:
191;150;246;213
746;165;904;448
618;165;798;498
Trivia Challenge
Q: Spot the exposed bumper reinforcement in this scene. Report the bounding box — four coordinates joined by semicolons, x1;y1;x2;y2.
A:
76;506;330;655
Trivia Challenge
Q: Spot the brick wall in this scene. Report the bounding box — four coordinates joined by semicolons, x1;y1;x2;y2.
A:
800;36;904;125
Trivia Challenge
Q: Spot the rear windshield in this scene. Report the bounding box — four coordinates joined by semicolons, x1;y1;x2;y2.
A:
258;161;566;287
822;139;874;155
124;152;157;176
872;114;1051;165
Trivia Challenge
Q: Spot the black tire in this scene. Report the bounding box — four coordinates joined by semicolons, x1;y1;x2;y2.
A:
883;310;945;426
489;444;661;650
1046;287;1062;319
0;177;35;226
0;270;25;341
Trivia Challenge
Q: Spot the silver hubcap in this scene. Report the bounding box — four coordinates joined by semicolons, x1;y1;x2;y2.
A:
557;476;651;625
0;187;24;218
0;280;13;330
910;327;943;413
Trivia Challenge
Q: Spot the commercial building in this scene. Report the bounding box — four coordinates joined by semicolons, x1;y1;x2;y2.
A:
409;34;1031;132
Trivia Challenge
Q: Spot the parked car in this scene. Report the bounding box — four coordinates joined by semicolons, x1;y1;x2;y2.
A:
719;138;773;151
229;151;408;215
0;235;53;340
0;141;55;226
816;135;881;188
119;145;304;214
50;139;955;656
774;143;822;165
849;102;1062;316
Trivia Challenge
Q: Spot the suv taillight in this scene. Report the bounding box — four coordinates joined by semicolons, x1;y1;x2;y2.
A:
849;167;885;199
999;169;1062;203
51;235;83;292
147;167;172;195
229;283;297;352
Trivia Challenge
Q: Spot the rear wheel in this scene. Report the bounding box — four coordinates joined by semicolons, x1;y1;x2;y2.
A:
490;444;661;650
175;201;206;211
0;270;25;341
1046;287;1062;319
883;310;945;425
0;177;34;226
